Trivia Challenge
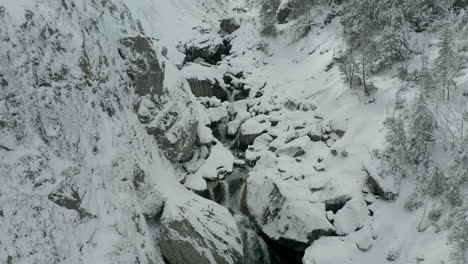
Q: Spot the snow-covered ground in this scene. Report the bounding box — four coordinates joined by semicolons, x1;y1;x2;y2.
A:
0;0;457;263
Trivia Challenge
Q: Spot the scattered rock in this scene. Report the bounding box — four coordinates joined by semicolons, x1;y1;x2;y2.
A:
220;18;240;34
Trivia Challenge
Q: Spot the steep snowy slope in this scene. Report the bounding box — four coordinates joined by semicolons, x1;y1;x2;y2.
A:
0;0;461;264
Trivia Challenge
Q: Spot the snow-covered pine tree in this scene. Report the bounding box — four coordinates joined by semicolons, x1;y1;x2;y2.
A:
424;164;447;197
444;147;468;207
449;205;468;264
379;115;408;179
407;89;435;165
434;28;458;101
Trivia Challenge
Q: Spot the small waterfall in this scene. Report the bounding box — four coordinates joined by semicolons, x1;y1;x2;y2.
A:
208;168;271;264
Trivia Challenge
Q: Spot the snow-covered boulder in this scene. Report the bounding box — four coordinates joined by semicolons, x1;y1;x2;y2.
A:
183;34;231;65
275;136;309;157
303;237;358;264
364;164;399;200
160;197;243;264
183;63;228;101
239;117;270;149
245;173;334;249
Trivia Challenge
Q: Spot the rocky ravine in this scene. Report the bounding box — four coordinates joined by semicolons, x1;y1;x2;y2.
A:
0;0;452;264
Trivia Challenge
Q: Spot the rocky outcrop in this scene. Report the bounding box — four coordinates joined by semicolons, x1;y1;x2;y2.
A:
220;18;240;34
160;197;243;264
184;38;231;65
187;78;228;101
276;0;292;24
363;165;399;200
122;36;199;162
119;36;164;96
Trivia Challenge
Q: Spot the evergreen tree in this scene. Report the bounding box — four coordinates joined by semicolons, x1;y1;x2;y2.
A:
424;164;447;197
449;206;468;264
434;28;458;101
379;115;408;179
407;90;435;165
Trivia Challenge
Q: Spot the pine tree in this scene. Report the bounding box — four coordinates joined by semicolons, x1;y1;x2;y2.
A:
379;115;408;179
424;164;447;197
449;206;468;264
434;28;458;101
407;90;435;165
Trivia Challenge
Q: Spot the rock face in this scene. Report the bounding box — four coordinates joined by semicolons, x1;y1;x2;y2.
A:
160;197;243;264
187;78;228;101
122;36;199;162
119;36;164;96
220;19;240;34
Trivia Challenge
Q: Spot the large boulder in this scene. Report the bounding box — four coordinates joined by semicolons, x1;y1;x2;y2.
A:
121;36;199;162
244;172;335;250
276;0;292;24
220;18;240;34
160;197;243;264
238;117;271;150
187;78;228;101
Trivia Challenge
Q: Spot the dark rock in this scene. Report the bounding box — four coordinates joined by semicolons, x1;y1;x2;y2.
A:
119;36;164;96
147;112;198;163
48;186;95;219
324;195;352;213
220;18;240;34
187;78;228;101
364;167;398;200
334;129;346;137
276;4;292;24
238;132;263;150
160;198;243;264
184;39;231;65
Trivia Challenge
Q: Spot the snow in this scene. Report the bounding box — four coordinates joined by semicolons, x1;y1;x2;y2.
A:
0;0;458;263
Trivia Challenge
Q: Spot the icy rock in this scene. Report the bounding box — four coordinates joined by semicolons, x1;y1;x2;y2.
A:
239;118;270;149
303;237;357;264
207;106;228;123
228;100;248;116
308;125;323;142
187;78;228;101
245;174;334;249
333;197;369;235
183;35;231;65
253;133;274;151
220;18;240;34
194;143;235;181
364;164;399;200
160;197;243;264
227;120;242;136
275;136;309;157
